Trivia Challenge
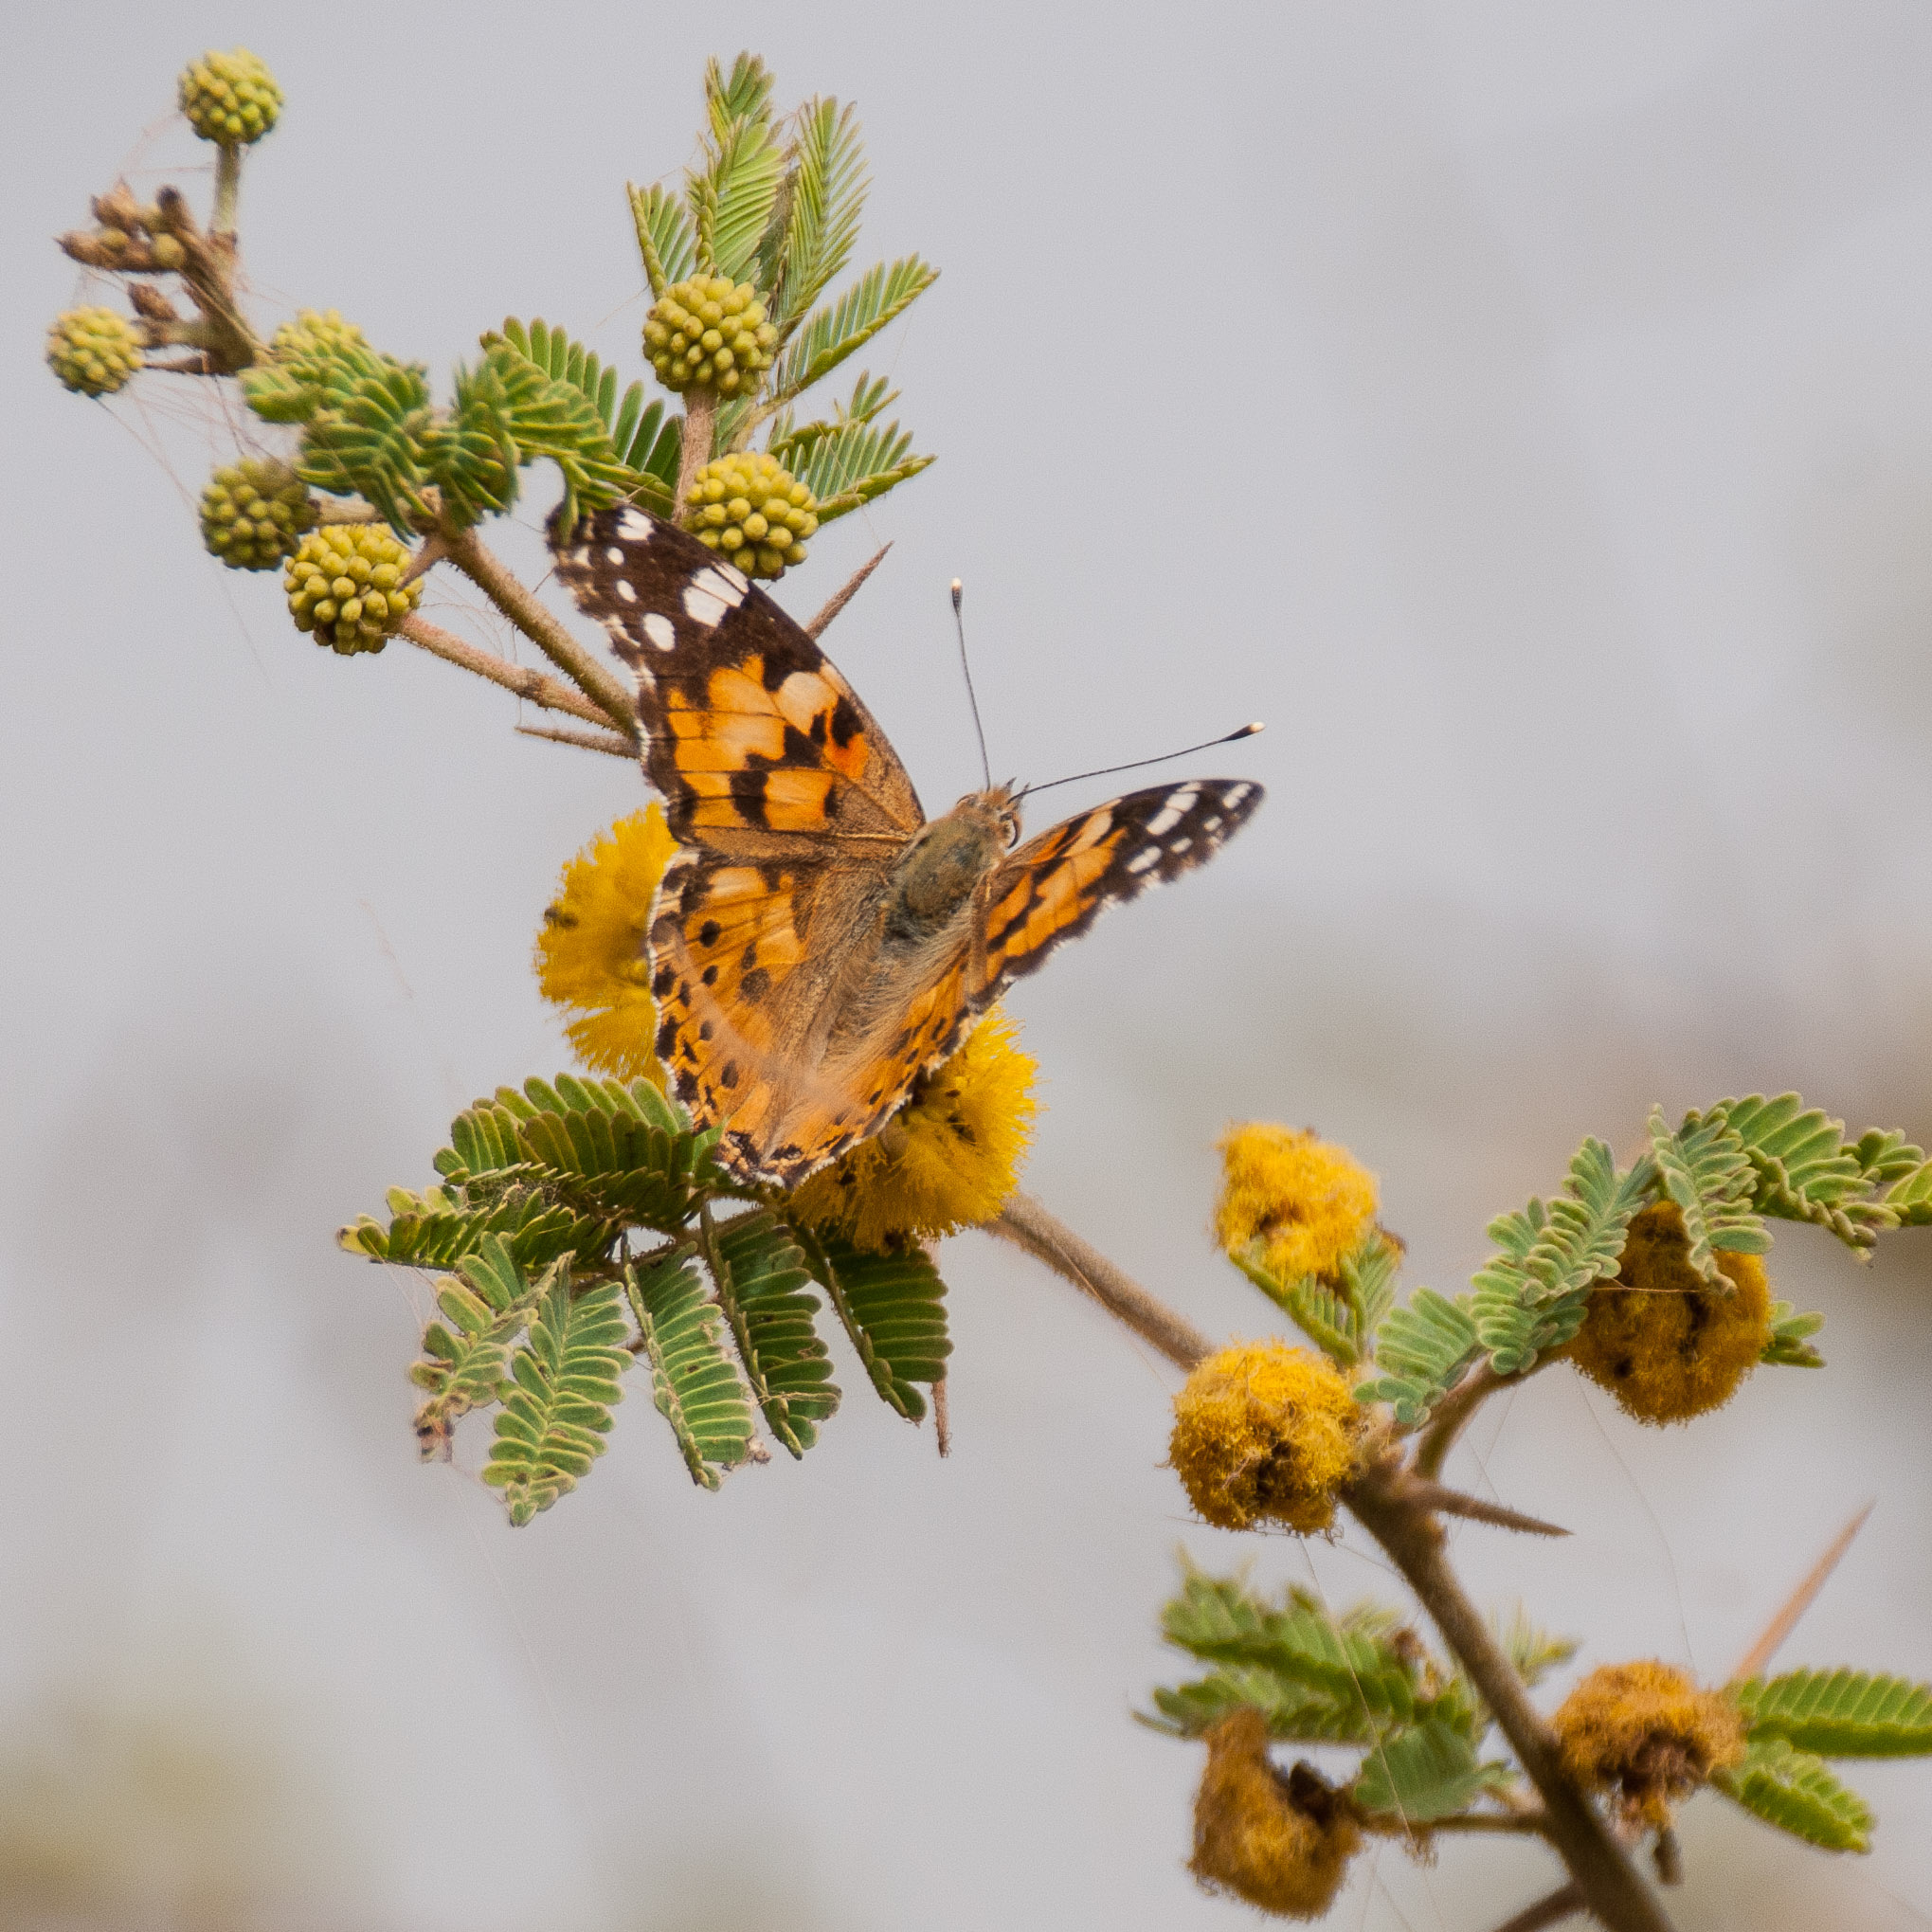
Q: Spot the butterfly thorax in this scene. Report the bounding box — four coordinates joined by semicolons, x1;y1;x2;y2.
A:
884;787;1019;940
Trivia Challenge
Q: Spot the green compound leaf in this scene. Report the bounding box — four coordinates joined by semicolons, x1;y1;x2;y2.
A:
1713;1094;1907;1253
444;343;641;530
704;1210;839;1456
768;98;869;335
1353;1718;1508;1823
1234;1229;1402;1369
625;1249;754;1490
1139;1668;1381;1745
768;255;939;405
691;60;785;284
1761;1300;1826;1368
1883;1155;1932;1228
408;1237;558;1456
1469;1138;1655;1374
766;407;933;522
1356;1289;1480;1425
487;319;676;515
481;1271;629;1526
1652;1107;1772;1285
628;180;697;298
1712;1738;1873;1852
437;1074;738;1235
1160;1574;1426;1726
790;1223;950;1421
338;1183;606;1273
289;349;438;534
1491;1606;1580;1688
1734;1670;1932;1758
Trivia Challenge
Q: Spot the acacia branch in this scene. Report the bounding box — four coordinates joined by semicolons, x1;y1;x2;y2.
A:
1413;1360;1553;1480
437;523;637;735
1489;1885;1583;1932
395;615;620;730
985;1190;1212;1371
1346;1461;1673;1932
515;722;638;758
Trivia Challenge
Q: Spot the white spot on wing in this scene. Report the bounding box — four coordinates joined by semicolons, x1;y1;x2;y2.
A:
615;509;653;540
1169;837;1192;854
643;612;677;652
692;566;746;610
1145;786;1200;837
1221;784;1253;807
614;580;636;603
713;559;749;594
605;546;626;565
1127;846;1162;875
682;584;728;626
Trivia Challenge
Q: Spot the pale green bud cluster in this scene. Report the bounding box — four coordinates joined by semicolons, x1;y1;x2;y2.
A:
284;524;420;654
46;307;143;396
199;457;316;571
178;48;282;147
268;309;368;383
644;276;777;397
682;451;818;579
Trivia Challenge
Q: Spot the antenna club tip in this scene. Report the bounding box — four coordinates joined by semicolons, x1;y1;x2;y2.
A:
949;577;963;603
1241;721;1264;737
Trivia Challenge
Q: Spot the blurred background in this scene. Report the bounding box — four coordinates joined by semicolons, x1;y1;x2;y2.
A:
7;3;1932;1926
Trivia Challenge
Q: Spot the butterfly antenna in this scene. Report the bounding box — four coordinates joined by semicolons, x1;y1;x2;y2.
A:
951;578;993;792
1013;722;1264;803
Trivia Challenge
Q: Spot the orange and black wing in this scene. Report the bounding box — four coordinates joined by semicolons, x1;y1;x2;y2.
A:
979;778;1264;1002
551;507;923;853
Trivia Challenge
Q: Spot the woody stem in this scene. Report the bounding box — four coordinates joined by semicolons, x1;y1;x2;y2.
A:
1001;1189;1672;1931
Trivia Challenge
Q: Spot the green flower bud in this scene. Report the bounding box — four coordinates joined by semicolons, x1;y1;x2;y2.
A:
199;456;317;571
644;274;776;397
678;451;818;580
46;307;143;397
178;48;283;148
284;524;421;655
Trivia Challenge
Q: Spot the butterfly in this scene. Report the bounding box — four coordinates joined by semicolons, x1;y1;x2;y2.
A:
551;507;1264;1185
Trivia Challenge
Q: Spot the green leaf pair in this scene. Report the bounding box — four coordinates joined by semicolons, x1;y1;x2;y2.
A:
348;1074;953;1518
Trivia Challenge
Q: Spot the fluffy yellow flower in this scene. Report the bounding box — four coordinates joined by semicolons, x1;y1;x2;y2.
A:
533;807;677;1087
1565;1202;1773;1424
1190;1707;1362;1918
1552;1660;1746;1831
789;1009;1038;1248
1169;1342;1362;1534
1215;1125;1379;1282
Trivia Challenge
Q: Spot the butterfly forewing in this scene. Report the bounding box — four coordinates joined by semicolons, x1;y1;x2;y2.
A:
982;778;1264;1001
551;507;923;848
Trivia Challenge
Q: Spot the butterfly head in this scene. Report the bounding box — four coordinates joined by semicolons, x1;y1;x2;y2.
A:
949;781;1023;851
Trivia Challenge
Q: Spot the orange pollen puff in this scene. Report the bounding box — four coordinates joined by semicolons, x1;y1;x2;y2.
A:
1564;1202;1773;1424
533;806;678;1088
1190;1708;1362;1919
1214;1124;1379;1283
1169;1343;1362;1535
1551;1661;1746;1832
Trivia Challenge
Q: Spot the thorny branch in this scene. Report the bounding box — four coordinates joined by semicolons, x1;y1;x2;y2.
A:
989;1189;1676;1932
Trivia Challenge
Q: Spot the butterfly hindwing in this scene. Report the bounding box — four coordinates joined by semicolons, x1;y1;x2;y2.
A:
980;778;1264;1000
552;508;923;850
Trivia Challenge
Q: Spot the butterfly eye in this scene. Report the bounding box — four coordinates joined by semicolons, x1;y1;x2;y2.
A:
1001;813;1020;848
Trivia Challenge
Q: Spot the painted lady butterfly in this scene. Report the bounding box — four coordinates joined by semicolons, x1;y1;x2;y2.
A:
551;507;1264;1184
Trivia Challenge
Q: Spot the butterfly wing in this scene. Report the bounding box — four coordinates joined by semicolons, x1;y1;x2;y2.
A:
551;507;923;855
979;778;1265;1001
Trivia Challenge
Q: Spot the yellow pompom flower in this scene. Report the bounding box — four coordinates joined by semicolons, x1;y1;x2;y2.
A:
1169;1342;1362;1534
1190;1707;1362;1918
789;1010;1038;1248
46;307;143;397
282;525;420;655
1564;1202;1773;1424
1215;1125;1379;1282
533;807;677;1088
1552;1660;1746;1832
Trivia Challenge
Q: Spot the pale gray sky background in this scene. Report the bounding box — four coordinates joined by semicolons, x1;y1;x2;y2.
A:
6;4;1932;1928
